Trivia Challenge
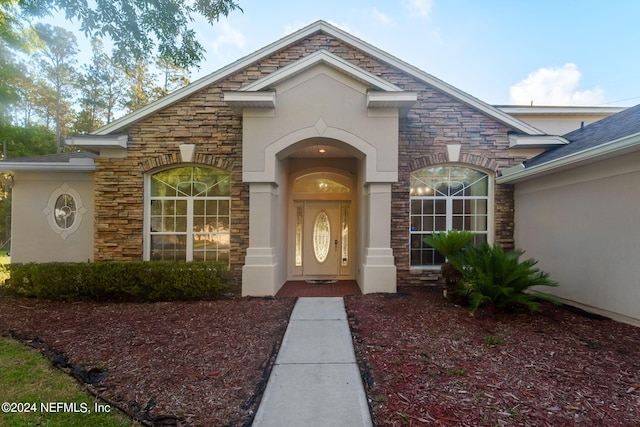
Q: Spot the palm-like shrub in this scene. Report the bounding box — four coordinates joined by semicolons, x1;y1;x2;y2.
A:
423;230;473;301
459;242;558;312
423;230;473;272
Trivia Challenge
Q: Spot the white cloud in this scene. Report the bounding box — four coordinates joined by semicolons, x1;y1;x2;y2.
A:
282;21;308;36
404;0;434;18
326;20;357;36
372;8;394;26
509;63;606;106
210;20;246;54
432;27;443;45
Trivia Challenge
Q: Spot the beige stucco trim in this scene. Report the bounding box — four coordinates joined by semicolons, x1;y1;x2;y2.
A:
508;134;569;148
223;92;276;112
244;125;397;184
240;49;403;93
240;60;400;296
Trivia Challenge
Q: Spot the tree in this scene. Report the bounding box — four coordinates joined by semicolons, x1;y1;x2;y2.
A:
0;121;56;158
76;38;109;133
100;47;128;124
33;23;78;152
77;38;127;128
0;121;57;246
123;61;164;113
0;40;26;121
157;57;191;96
1;0;242;69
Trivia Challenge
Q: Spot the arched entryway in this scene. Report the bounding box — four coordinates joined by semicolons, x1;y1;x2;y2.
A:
288;169;355;281
226;52;416;296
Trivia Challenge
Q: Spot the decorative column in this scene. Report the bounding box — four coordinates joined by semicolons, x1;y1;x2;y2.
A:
361;182;397;293
242;182;280;296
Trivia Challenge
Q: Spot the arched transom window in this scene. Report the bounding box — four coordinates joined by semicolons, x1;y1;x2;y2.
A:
148;166;230;262
410;165;490;267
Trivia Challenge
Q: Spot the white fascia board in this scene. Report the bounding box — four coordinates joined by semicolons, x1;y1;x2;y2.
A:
65;134;128;151
223;92;276;112
508;134;569;148
0;160;96;173
93;20;544;136
497;106;626;116
497;132;640;184
367;92;418;116
240;49;403;92
499;163;525;178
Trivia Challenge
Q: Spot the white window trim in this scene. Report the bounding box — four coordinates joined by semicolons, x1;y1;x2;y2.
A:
409;166;494;270
143;168;231;262
43;184;87;240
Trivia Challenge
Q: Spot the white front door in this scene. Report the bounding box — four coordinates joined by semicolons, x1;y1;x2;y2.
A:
303;201;340;277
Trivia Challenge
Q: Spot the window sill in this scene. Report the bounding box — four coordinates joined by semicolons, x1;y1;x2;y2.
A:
409;266;442;272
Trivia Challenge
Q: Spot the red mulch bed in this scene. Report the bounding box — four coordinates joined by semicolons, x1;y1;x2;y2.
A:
1;287;639;426
0;296;295;427
345;286;640;426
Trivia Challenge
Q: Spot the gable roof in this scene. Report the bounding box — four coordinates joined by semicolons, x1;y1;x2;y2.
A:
497;104;640;183
93;20;544;136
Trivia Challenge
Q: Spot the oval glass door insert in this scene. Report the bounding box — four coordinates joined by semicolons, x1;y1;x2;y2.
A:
313;210;331;263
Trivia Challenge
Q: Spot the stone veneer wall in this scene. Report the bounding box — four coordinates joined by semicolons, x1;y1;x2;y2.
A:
392;85;530;285
93;32;527;288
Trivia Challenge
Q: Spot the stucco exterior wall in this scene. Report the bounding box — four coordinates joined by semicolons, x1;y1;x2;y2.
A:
514;151;640;326
507;114;611;135
11;171;94;263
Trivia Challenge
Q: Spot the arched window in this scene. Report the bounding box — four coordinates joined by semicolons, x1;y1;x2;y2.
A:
148;166;230;262
410;165;490;267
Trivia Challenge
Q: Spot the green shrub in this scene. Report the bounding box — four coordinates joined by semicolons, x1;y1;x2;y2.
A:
1;261;230;301
459;243;558;312
423;229;474;272
423;230;474;302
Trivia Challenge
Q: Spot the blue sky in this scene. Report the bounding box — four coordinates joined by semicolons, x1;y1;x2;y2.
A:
47;0;640;107
185;0;640;107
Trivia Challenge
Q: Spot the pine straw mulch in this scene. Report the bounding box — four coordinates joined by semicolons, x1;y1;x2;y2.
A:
0;296;295;427
344;286;640;426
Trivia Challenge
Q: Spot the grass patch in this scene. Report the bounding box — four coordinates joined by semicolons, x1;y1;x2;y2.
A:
482;335;506;346
0;249;9;285
0;336;137;426
446;367;466;376
0;249;9;265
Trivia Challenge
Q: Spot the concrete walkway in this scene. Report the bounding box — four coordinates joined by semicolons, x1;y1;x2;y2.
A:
252;297;373;427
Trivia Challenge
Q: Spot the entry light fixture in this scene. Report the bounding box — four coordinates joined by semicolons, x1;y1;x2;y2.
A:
318;147;327;154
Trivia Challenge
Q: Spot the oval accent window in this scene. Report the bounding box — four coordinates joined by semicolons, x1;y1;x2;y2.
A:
54;193;77;229
313;211;331;263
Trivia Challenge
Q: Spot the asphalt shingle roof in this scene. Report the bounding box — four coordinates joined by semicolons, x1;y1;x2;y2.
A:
524;103;640;168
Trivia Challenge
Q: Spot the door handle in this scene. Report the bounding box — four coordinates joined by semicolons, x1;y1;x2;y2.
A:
334;239;338;251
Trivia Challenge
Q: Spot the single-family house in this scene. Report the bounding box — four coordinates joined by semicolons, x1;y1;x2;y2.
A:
1;21;636;325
